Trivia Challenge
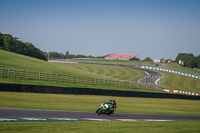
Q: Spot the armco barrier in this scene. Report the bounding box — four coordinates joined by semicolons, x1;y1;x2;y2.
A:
140;66;200;79
0;83;199;100
163;89;200;96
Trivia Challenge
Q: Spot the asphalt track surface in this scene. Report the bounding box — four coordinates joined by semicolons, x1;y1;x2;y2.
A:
1;108;200;120
135;68;163;84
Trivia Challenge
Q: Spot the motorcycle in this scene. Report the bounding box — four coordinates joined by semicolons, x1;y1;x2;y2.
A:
96;102;117;115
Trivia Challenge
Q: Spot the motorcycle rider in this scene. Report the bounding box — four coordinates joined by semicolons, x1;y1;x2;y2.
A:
96;99;117;115
100;99;117;113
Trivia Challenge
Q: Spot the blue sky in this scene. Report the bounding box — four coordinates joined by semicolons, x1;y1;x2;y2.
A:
0;0;200;60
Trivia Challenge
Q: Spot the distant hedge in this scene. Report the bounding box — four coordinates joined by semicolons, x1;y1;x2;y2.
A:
0;32;47;61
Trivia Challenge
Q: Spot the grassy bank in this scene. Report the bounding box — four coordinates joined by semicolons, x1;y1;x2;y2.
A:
167;62;200;75
63;58;200;93
1;49;200;94
159;71;200;93
0;78;161;92
0;92;200;116
0;49;147;82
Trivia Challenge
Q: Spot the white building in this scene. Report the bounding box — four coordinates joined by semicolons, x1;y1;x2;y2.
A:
153;59;161;63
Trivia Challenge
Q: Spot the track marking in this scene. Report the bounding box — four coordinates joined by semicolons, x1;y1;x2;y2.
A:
0;118;172;122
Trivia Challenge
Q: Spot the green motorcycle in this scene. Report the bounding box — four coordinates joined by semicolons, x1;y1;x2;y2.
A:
96;101;117;115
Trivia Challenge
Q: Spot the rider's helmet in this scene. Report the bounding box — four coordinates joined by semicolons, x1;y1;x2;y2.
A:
111;100;116;105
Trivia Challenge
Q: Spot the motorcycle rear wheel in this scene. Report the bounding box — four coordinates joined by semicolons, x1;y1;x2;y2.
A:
107;111;112;115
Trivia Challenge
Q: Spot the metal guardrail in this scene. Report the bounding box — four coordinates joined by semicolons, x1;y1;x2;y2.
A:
167;67;200;77
140;66;200;79
0;68;157;90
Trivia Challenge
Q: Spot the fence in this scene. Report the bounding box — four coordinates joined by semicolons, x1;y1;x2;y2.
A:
0;68;157;90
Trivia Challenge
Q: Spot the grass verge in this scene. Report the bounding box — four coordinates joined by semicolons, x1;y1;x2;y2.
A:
159;71;200;93
0;121;200;133
0;92;200;116
167;62;200;75
0;78;162;93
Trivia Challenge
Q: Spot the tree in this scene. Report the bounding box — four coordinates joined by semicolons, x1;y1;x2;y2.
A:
65;51;69;55
65;51;71;58
0;33;47;61
175;53;187;63
0;36;4;49
185;53;195;68
144;57;153;62
175;53;200;69
195;55;200;69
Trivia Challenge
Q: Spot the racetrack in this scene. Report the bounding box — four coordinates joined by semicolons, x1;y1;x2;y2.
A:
1;108;200;121
135;68;163;84
0;67;199;121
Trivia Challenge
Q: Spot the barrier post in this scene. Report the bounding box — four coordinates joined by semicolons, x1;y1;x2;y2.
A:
0;68;2;77
56;74;58;82
27;71;29;79
8;69;10;78
21;70;23;78
61;74;63;82
66;75;68;82
39;72;41;80
14;70;16;78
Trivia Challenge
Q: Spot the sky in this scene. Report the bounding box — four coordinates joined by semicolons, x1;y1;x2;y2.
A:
0;0;200;60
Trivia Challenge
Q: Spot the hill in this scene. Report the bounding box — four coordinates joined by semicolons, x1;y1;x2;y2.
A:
63;58;200;94
0;49;147;88
1;49;200;94
0;32;47;60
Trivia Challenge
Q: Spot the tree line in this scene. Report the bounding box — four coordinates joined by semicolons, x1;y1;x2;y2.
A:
0;32;95;61
0;33;47;61
47;51;94;60
175;53;200;69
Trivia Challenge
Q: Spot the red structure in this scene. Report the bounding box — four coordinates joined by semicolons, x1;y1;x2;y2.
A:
105;54;138;60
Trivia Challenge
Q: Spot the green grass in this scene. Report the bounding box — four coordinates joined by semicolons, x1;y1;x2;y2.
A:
167;62;200;75
0;78;161;93
159;71;200;93
1;92;200;116
1;50;200;133
1;49;200;94
63;58;200;93
65;58;160;67
1;121;200;133
0;49;147;82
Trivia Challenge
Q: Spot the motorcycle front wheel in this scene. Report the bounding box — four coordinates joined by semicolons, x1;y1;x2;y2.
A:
97;109;102;115
96;108;101;113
